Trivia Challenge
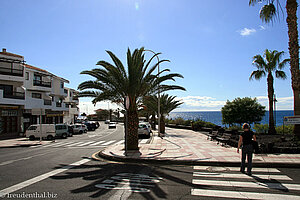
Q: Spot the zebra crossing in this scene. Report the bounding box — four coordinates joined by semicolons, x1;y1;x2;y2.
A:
191;166;300;199
33;139;149;148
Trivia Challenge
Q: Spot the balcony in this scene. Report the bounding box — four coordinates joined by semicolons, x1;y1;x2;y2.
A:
33;80;51;88
2;91;25;100
0;67;23;77
56;102;62;107
44;99;52;106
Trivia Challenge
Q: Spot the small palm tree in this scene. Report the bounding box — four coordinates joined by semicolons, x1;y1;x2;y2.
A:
143;94;183;134
250;49;289;134
249;0;300;136
78;47;185;150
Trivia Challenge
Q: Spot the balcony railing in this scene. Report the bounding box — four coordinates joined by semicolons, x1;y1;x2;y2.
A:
44;99;52;106
33;80;51;88
3;91;25;100
0;67;23;77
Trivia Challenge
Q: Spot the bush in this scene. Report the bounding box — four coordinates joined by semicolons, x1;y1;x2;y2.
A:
227;125;243;131
253;124;269;134
276;125;293;134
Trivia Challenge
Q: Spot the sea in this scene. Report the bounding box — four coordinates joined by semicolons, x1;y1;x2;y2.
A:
168;110;294;126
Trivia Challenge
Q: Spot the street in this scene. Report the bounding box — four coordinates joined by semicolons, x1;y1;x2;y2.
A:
1;123;300;199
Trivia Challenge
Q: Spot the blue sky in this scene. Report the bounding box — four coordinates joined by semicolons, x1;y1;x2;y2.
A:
0;0;296;113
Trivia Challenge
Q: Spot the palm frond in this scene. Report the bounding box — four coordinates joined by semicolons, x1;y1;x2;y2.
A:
275;70;287;79
260;3;277;23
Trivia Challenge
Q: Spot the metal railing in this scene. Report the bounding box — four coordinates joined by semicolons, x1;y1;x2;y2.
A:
3;91;25;100
33;80;51;88
44;99;52;105
0;67;23;77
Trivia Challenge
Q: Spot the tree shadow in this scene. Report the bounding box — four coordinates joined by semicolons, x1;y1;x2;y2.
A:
50;160;211;199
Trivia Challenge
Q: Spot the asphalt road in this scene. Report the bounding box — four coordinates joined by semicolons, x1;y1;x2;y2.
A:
1;123;300;199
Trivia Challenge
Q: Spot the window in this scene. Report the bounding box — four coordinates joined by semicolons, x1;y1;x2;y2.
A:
60;82;64;88
25;72;29;80
32;93;42;99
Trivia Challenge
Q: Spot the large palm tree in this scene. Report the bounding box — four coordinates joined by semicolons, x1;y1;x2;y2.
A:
143;94;183;134
78;47;185;150
249;0;300;136
250;49;289;134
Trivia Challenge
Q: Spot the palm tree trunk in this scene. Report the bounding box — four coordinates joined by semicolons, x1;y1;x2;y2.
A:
286;0;300;138
267;73;276;134
127;109;139;150
160;116;165;134
151;113;156;130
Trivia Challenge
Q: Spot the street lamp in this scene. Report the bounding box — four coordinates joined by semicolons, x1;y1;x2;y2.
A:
274;93;277;127
144;49;161;137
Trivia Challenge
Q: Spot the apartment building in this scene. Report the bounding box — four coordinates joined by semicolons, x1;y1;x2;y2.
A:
0;48;79;139
63;87;79;124
22;64;70;131
0;49;25;139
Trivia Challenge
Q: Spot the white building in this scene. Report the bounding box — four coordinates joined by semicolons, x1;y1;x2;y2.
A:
63;87;79;124
0;49;25;139
22;64;70;130
0;49;79;139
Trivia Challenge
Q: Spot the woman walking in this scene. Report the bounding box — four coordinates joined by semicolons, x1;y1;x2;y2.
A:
237;123;256;176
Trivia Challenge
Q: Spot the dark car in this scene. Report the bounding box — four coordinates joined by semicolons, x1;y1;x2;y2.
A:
84;122;96;131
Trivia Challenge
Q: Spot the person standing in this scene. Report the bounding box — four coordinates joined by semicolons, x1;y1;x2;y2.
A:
237;123;256;175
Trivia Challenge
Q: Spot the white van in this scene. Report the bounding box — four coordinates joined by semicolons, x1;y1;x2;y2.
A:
26;124;56;141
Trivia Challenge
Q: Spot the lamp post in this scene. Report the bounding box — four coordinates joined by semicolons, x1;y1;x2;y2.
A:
274;93;277;127
144;49;161;137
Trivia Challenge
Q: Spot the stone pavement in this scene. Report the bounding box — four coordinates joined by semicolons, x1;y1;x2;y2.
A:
0;137;52;148
98;127;300;167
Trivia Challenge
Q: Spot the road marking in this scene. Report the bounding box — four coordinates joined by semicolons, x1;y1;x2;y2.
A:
113;140;124;145
76;141;96;147
46;141;75;147
139;139;148;144
66;141;86;147
95;173;162;194
193;179;300;191
89;141;105;146
194;166;280;173
191;189;300;200
0;158;90;197
193;172;292;180
102;140;116;145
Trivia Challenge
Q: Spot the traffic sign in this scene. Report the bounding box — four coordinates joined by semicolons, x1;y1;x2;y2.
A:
283;116;300;125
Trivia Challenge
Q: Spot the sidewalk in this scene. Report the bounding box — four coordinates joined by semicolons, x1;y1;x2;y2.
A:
0;137;52;148
97;127;300;167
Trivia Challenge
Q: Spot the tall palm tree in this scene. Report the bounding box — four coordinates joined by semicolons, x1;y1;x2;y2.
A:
250;49;289;134
249;0;300;136
143;94;183;134
77;47;185;150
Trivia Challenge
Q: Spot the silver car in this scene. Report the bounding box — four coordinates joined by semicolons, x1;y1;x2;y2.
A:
138;123;151;138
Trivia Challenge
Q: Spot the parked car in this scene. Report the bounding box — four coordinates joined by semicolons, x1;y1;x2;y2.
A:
55;124;69;139
81;124;88;133
26;124;56;141
84;121;96;131
71;124;85;134
105;120;110;124
108;122;116;129
138;123;151;138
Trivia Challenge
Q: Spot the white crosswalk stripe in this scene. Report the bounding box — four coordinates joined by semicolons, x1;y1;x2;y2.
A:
191;166;300;199
36;138;149;148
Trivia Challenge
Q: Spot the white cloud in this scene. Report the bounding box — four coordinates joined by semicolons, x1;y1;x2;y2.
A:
239;28;257;36
259;25;266;30
175;96;226;111
78;100;122;115
256;96;293;110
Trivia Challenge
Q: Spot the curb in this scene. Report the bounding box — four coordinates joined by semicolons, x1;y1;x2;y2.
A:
96;149;300;168
0;143;43;148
